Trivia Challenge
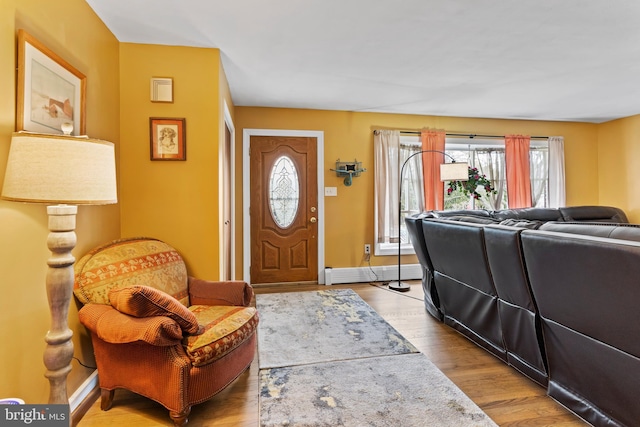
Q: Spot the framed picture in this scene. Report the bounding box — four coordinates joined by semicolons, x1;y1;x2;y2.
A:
150;118;186;161
16;29;86;135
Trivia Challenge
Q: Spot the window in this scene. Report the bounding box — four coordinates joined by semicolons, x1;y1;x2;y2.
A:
374;135;549;256
444;138;549;210
269;155;300;228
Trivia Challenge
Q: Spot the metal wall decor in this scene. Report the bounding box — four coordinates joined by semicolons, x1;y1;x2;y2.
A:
331;159;366;186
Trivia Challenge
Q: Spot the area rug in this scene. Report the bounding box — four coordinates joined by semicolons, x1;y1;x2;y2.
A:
259;353;497;427
256;289;497;426
256;288;419;369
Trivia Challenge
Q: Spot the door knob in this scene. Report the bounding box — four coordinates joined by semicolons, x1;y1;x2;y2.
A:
310;217;317;223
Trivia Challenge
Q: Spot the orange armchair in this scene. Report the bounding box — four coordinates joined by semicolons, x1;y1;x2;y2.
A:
73;237;258;426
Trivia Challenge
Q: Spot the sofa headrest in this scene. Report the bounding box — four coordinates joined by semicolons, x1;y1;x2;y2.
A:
438;215;499;224
408;212;435;220
610;225;640;241
498;219;544;229
559;205;629;223
539;222;619;238
423;205;628;225
431;209;491;218
492;208;563;222
539;222;640;242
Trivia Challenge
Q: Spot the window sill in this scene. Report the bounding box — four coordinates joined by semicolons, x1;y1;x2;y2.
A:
375;242;416;256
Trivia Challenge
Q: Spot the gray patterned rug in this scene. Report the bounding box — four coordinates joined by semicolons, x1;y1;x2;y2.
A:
256;288;419;369
256;289;497;427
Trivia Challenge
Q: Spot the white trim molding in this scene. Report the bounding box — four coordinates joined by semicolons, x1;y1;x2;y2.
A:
69;370;98;413
220;100;236;279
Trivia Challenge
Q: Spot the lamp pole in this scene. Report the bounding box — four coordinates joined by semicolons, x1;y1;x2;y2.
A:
1;132;118;405
44;204;77;404
389;149;462;292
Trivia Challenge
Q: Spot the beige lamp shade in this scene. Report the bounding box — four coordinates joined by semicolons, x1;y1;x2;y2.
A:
2;132;117;204
440;162;469;181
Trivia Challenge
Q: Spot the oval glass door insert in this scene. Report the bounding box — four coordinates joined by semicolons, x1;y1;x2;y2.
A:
269;155;300;228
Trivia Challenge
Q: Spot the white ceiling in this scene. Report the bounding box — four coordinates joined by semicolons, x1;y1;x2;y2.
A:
86;0;640;123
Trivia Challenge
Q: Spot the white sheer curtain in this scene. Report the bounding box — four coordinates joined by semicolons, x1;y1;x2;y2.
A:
400;143;425;211
399;143;425;242
530;149;549;207
475;150;506;210
548;136;566;208
374;130;401;244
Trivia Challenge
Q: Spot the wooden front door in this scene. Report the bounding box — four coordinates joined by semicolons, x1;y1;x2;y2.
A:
249;136;318;284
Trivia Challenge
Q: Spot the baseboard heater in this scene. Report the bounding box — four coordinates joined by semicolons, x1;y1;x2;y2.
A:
324;263;421;285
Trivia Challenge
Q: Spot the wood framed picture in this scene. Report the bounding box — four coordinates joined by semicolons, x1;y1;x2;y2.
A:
150;117;186;161
16;29;86;135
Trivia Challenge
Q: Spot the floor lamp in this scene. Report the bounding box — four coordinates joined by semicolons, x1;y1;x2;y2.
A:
1;131;117;404
388;150;468;292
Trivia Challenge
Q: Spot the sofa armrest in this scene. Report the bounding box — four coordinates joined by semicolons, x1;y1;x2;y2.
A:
188;277;254;307
78;304;184;346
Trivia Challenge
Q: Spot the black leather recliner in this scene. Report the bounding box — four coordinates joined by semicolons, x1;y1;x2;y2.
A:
421;219;507;361
483;224;547;385
522;226;640;427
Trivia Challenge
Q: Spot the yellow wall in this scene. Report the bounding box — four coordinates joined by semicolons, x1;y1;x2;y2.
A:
0;0;120;403
598;114;640;222
235;107;600;269
119;43;227;279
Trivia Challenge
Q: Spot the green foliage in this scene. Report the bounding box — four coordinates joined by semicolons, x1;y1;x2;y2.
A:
447;167;497;201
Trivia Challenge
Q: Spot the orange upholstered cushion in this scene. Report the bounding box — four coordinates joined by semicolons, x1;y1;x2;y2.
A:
184;305;259;367
109;285;201;335
79;304;184;346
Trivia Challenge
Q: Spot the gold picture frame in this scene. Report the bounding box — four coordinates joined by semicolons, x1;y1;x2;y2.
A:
16;29;86;135
150;117;186;161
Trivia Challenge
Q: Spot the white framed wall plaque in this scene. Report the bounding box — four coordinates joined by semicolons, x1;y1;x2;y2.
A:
151;77;173;103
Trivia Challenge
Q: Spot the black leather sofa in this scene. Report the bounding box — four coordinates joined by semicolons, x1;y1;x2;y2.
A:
405;205;628;324
406;206;638;427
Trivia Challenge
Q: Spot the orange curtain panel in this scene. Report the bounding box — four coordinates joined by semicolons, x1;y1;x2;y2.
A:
420;129;446;210
505;134;532;208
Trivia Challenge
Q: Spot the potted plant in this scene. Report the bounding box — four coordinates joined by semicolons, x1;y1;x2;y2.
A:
447;167;497;200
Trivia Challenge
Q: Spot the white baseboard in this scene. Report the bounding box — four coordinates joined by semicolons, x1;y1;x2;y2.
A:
324;263;422;285
70;370;98;413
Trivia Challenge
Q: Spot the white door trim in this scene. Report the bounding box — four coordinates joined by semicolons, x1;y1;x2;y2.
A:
242;129;325;284
220;101;236;279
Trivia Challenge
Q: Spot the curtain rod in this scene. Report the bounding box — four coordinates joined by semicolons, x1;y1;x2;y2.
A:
373;130;549;140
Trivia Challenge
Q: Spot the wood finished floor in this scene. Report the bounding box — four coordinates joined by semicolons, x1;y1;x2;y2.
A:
75;282;585;426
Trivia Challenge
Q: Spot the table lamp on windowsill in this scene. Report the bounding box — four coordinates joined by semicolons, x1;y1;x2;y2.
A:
388;152;468;292
1;126;117;404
